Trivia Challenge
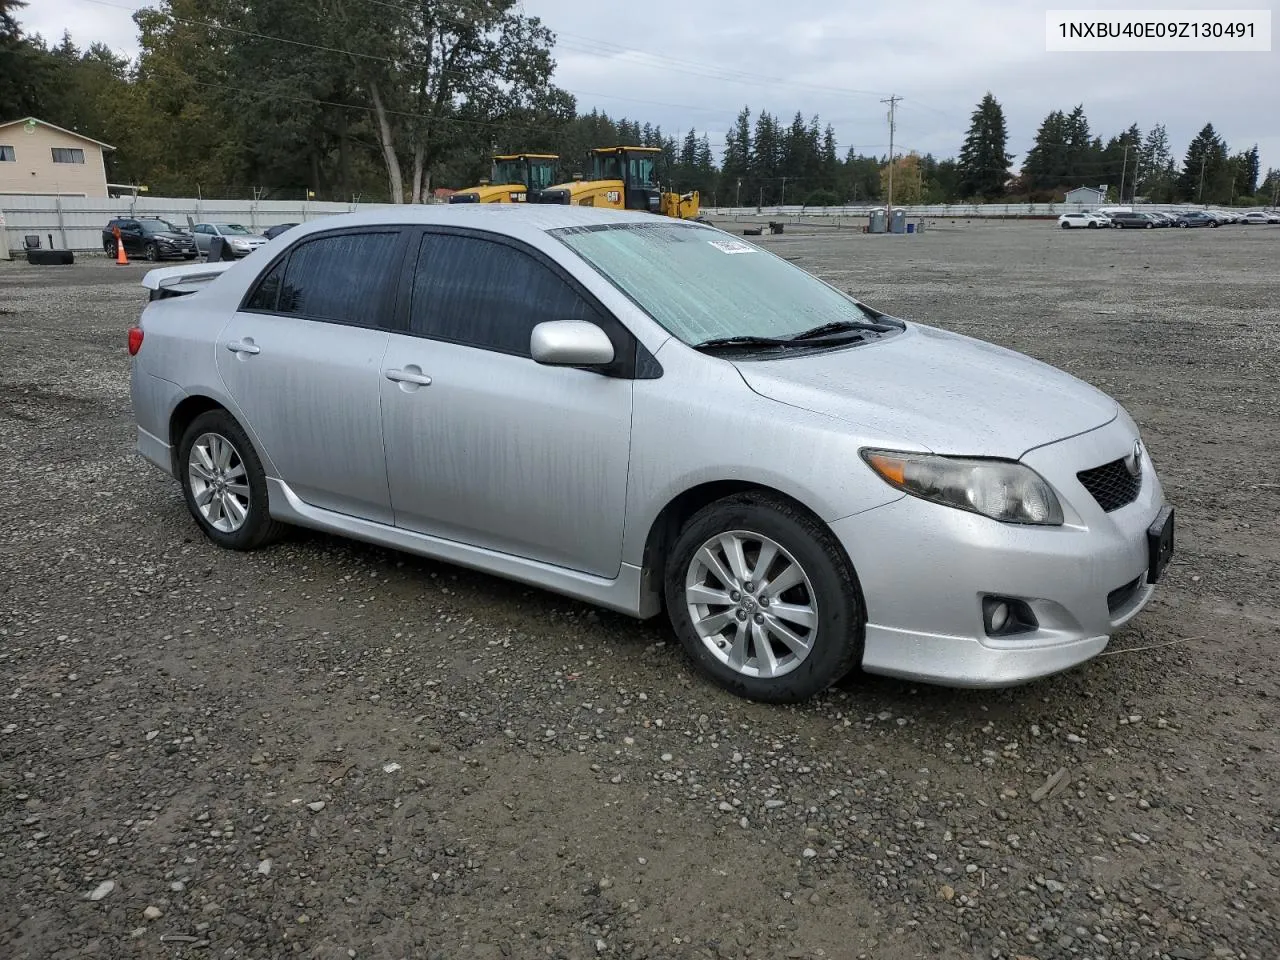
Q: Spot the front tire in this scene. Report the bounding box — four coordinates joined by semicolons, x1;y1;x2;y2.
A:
663;493;864;703
1088;221;1097;228
178;410;286;551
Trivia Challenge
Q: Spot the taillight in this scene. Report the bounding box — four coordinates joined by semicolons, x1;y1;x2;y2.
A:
128;326;144;356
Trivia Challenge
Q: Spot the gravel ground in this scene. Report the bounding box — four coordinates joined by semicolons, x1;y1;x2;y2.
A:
1;221;1277;960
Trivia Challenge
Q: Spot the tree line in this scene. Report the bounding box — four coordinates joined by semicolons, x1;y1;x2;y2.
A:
3;0;1275;206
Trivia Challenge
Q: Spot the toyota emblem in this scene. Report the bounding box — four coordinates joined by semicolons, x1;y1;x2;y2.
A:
1127;440;1143;478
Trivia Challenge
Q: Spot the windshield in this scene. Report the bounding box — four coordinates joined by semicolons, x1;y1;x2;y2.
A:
555;222;883;345
491;159;524;185
628;154;657;187
216;223;251;235
594;154;623;181
140;219;183;234
528;160;556;191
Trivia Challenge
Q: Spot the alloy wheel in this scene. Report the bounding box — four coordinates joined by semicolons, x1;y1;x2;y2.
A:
188;432;251;533
684;531;818;679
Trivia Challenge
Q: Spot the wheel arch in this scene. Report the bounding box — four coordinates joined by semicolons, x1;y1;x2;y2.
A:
638;480;861;615
167;394;278;483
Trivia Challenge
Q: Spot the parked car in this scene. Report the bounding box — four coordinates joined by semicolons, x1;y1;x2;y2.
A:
191;222;269;258
128;207;1174;703
1240;211;1280;224
263;222;299;240
1145;212;1175;227
1058;212;1109;229
1108;211;1158;229
1173;211;1218;228
1205;209;1243;224
102;217;198;261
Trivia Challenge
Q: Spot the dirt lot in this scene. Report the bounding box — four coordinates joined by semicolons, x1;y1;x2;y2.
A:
1;221;1277;960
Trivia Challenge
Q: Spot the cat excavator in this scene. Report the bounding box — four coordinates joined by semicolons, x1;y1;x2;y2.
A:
449;153;559;204
533;146;702;220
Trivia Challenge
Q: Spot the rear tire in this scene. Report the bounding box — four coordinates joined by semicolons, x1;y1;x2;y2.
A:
1060;222;1070;229
178;410;286;551
106;239;118;258
663;492;864;704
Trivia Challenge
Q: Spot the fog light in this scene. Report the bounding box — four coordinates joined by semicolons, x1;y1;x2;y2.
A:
982;596;1038;637
988;601;1010;632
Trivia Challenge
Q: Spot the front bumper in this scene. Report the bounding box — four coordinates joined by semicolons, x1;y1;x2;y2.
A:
831;417;1167;687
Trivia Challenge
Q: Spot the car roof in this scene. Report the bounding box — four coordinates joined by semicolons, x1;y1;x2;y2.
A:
278;204;679;245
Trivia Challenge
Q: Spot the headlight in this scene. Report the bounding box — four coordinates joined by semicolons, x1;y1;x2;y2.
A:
861;449;1064;525
229;238;249;247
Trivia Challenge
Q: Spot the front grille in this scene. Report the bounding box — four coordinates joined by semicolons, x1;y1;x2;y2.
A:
1107;576;1142;614
1077;458;1141;512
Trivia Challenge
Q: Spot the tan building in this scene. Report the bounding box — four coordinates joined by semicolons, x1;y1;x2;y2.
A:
0;117;114;198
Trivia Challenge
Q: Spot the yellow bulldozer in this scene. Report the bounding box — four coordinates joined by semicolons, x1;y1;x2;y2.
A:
449;153;559;204
533;146;702;220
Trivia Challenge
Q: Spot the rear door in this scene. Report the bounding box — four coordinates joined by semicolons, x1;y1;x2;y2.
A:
215;228;410;524
118;219;143;254
379;228;635;577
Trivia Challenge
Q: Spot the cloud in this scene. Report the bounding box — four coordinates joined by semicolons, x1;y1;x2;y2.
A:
21;0;1279;175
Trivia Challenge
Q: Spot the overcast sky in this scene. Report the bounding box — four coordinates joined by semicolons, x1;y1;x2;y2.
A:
21;0;1279;182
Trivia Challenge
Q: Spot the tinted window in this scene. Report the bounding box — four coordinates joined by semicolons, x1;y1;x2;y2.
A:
276;231;400;325
246;259;285;312
408;233;597;356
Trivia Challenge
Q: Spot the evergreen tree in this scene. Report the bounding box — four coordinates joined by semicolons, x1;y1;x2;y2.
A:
1021;110;1068;191
1178;123;1227;202
957;92;1012;199
751;111;780;204
721;107;752;205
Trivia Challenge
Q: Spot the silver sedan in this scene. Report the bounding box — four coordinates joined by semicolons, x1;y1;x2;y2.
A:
128;206;1174;702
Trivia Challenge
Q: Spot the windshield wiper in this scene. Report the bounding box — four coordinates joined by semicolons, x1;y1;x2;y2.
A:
787;319;899;341
693;334;799;351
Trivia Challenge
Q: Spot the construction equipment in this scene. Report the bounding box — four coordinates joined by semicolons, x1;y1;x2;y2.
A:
534;146;702;220
449;153;559;204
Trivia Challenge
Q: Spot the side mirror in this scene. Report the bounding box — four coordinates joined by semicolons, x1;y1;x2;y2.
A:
530;320;615;367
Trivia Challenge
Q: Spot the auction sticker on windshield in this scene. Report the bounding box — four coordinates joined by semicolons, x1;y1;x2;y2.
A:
708;239;759;254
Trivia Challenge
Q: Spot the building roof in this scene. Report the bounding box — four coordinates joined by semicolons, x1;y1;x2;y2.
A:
0;117;115;151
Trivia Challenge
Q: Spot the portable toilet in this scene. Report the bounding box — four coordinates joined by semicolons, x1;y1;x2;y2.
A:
869;209;886;234
890;209;906;234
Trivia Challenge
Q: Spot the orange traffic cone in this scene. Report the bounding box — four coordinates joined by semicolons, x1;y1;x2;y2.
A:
114;226;129;266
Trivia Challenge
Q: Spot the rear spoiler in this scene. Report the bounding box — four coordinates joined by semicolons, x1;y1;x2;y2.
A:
141;260;237;300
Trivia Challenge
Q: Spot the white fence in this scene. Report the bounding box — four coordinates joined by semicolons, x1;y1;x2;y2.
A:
3;194;1271;253
702;201;1237;219
0;195;402;253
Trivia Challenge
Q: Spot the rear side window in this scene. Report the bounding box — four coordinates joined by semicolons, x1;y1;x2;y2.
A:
246;260;285;311
408;232;597;356
273;231;400;325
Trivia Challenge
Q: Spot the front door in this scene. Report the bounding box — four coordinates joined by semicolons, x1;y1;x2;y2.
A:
215;228;409;524
380;229;634;577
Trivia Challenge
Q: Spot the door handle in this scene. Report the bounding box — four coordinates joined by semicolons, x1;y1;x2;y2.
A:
226;339;260;355
384;368;432;386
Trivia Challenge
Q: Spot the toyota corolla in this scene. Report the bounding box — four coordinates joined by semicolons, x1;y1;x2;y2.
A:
128;206;1174;703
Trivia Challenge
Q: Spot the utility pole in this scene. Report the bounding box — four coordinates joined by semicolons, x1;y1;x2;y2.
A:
780;176;789;207
1198;156;1207;204
1119;143;1129;204
736;177;741;209
881;94;902;224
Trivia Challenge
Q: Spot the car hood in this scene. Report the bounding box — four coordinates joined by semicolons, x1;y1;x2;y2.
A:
733;324;1118;458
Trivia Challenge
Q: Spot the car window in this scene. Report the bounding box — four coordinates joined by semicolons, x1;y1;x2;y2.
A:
555;221;880;346
274;231;401;326
141;219;182;234
216;223;251;235
408;232;598;356
245;259;285;312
